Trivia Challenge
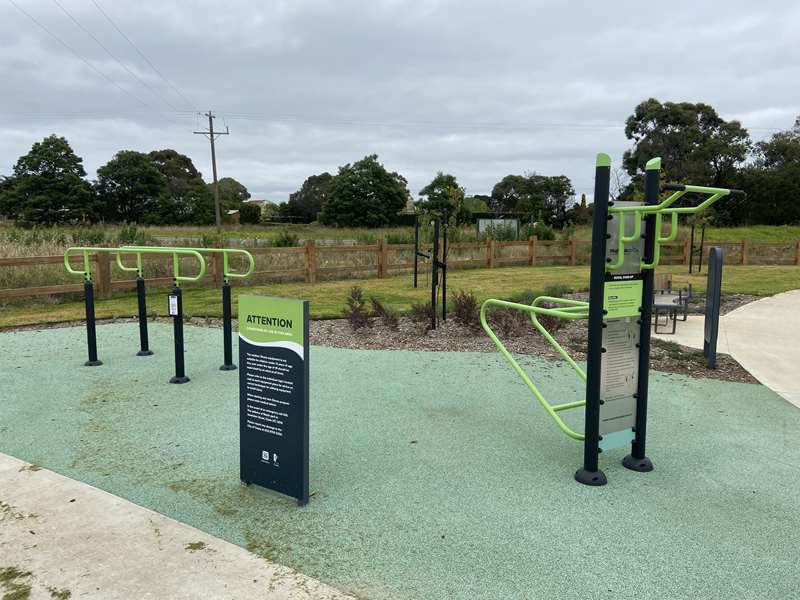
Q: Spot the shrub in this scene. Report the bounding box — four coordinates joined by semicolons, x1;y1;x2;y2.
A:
72;226;106;245
530;222;555;241
272;230;299;247
451;289;480;328
116;222;154;246
370;297;399;329
343;286;371;329
409;300;434;327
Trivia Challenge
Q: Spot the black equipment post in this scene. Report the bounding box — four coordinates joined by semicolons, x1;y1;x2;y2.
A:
83;279;102;367
622;163;657;473
169;285;189;384
575;155;611;486
431;219;439;331
220;280;236;370
413;215;419;288
698;225;706;273
704;247;723;369
135;277;153;356
689;224;695;273
441;210;447;321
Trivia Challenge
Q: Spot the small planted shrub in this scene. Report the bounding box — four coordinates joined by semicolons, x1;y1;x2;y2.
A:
344;286;371;329
370;297;399;329
409;300;434;328
451;289;480;328
272;230;299;247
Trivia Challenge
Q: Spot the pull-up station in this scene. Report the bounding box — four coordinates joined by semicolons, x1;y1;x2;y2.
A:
64;246;254;383
481;154;745;485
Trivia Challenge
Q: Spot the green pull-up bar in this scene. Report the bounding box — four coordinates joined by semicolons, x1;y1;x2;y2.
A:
144;247;255;280
606;171;745;271
64;247;207;284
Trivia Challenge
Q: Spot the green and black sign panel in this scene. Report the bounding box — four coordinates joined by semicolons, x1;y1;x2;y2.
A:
238;295;309;505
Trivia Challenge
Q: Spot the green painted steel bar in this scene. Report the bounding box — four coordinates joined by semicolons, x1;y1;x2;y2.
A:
118;246;206;284
115;251;143;277
156;247;255;280
528;296;588;380
480;297;588;441
65;246;206;284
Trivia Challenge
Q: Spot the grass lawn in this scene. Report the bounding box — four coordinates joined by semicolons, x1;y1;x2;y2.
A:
1;264;798;328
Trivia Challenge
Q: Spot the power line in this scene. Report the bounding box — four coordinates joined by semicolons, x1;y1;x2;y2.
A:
50;0;181;112
89;0;196;111
6;0;150;108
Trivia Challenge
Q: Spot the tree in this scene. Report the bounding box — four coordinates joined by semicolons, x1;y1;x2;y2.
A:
95;151;167;223
213;177;250;213
239;203;262;224
285;172;333;223
320;155;409;227
490;173;574;225
0;135;95;224
147;149;213;224
622;98;751;186
418;172;466;221
755;116;800;169
718;115;800;225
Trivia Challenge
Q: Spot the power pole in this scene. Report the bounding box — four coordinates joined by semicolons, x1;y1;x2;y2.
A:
193;111;229;232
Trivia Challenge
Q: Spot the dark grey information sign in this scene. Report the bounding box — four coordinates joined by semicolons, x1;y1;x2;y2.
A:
238;295;309;505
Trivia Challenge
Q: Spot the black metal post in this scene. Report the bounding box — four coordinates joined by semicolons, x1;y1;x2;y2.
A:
689;224;695;273
136;277;153;356
575;154;611;486
441;210;447;321
622;162;657;473
169;285;190;384
220;280;236;371
84;279;102;367
431;219;439;331
698;225;706;273
413;215;419;289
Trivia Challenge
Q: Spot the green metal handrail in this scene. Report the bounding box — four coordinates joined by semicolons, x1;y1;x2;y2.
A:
607;183;742;271
480;297;590;440
65;246;206;284
155;247;255;280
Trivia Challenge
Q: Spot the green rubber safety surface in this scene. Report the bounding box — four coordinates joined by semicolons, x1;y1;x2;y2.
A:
2;322;799;599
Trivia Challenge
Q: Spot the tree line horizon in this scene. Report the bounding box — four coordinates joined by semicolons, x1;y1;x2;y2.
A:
1;98;799;229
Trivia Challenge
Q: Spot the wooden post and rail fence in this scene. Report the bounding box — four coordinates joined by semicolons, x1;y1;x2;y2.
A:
1;236;798;302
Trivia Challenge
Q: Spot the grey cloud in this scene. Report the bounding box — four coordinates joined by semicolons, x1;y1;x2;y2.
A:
1;0;798;201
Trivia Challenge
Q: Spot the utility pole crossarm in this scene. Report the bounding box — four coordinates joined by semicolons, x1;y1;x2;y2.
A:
193;111;230;233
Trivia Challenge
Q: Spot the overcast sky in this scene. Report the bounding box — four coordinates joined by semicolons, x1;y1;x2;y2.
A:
1;0;798;202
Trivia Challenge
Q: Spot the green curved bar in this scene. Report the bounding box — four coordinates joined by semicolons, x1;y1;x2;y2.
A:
119;246;207;284
64;246;103;280
608;183;734;272
529;296;588;380
167;247;254;280
480;297;589;441
115;251;143;276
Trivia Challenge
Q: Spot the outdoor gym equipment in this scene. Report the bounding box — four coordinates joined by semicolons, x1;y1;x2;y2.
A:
65;246;206;375
412;211;448;330
123;246;254;371
481;154;745;486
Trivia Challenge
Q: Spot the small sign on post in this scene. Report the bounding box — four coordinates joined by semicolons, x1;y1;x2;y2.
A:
238;295;309;505
168;295;179;317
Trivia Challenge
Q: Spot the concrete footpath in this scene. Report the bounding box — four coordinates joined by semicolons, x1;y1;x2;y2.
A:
0;453;352;600
655;289;800;408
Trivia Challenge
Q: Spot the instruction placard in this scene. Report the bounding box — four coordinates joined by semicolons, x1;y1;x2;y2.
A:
603;280;643;319
239;295;309;505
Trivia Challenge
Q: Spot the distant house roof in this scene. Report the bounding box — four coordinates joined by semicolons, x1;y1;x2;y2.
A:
226;209;239;215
